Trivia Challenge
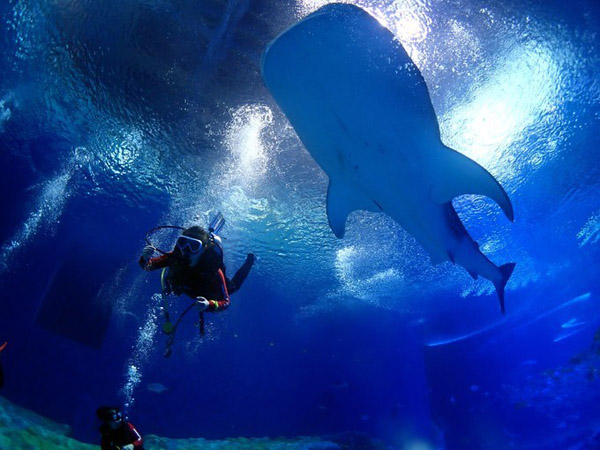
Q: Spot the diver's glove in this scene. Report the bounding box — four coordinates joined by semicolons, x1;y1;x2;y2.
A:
196;296;210;311
138;245;155;268
246;253;256;265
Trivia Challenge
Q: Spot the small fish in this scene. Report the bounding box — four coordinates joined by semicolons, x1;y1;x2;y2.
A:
561;318;586;329
146;382;168;394
521;360;537;365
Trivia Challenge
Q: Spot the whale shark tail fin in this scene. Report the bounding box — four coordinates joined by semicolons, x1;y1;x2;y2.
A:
494;263;516;314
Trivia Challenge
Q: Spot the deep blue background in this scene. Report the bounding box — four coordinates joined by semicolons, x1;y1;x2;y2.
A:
0;0;599;449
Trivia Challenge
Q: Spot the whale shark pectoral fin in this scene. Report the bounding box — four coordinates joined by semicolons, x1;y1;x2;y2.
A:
429;148;514;222
326;178;379;238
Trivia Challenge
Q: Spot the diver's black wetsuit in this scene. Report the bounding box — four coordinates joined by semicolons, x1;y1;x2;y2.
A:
141;250;254;311
99;421;144;449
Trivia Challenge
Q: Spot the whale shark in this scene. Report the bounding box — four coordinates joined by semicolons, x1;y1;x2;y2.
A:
261;3;515;312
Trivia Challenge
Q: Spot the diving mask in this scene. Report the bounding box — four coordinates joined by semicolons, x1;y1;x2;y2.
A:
175;235;204;257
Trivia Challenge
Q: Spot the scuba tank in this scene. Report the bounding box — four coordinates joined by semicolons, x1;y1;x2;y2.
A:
208;211;225;235
208;211;225;257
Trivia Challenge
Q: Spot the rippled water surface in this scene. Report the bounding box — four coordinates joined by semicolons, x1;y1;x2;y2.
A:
0;0;599;448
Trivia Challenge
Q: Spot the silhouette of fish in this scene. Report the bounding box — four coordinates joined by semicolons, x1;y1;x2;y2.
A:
262;3;515;311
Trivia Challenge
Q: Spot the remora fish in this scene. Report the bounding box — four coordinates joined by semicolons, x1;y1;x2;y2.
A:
261;3;515;312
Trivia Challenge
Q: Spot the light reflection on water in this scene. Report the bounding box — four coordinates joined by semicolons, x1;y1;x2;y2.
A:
1;0;598;319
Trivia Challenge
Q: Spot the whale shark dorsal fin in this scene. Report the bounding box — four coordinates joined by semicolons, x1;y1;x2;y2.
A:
326;178;379;238
430;147;514;222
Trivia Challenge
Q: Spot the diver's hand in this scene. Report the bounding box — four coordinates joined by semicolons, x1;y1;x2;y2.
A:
142;245;155;259
139;245;155;268
196;297;210;311
246;253;256;264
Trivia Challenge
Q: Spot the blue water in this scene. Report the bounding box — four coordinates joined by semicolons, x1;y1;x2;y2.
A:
0;0;599;448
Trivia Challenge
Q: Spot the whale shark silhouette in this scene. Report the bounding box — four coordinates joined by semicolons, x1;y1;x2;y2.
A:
261;3;515;312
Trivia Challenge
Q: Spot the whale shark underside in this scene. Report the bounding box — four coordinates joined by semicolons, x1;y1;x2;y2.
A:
261;3;515;312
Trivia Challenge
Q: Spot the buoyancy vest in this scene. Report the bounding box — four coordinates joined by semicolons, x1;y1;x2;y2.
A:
166;233;225;299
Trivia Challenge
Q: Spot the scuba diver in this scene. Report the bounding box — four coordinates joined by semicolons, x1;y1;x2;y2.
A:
96;406;144;450
139;212;255;355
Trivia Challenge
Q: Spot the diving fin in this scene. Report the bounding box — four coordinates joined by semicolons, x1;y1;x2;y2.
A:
209;211;225;234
